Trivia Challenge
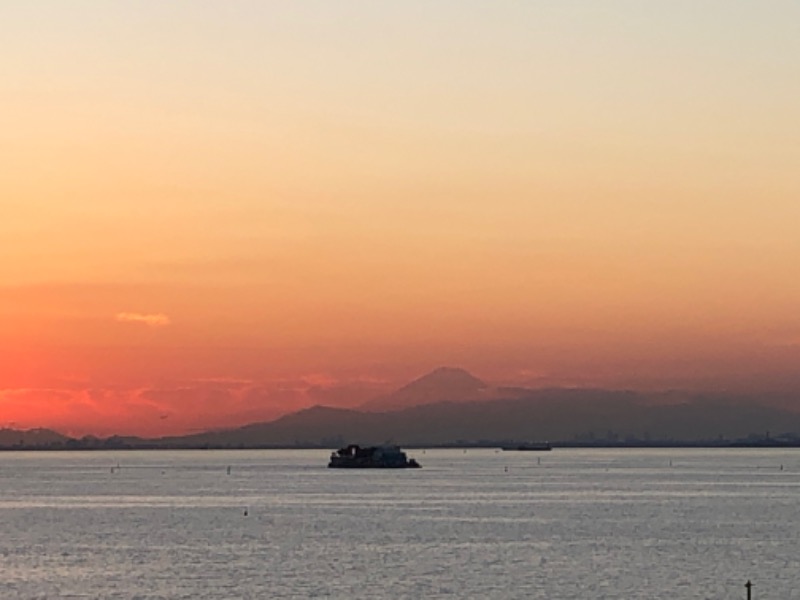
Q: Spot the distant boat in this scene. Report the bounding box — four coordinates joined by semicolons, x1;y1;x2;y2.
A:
501;442;552;451
328;444;421;468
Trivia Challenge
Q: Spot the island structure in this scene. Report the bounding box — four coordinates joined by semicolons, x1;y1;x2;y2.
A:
328;444;422;468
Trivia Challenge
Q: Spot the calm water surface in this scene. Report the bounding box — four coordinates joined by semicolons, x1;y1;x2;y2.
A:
1;448;798;599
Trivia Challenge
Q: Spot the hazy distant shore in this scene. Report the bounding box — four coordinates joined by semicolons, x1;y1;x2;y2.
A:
3;439;799;452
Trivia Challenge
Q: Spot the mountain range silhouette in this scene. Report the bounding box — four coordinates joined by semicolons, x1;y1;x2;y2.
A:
4;367;800;449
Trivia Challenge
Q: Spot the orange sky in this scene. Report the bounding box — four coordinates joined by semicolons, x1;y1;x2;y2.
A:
2;2;800;436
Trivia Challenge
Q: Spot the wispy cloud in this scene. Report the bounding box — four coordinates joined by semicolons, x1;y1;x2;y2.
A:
115;312;171;327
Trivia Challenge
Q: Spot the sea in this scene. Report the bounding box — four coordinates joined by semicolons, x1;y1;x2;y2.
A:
1;448;798;599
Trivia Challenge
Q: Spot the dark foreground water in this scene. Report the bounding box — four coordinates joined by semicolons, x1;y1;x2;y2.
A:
1;448;798;599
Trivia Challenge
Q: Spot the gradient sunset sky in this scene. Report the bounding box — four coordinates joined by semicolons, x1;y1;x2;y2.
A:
3;1;799;436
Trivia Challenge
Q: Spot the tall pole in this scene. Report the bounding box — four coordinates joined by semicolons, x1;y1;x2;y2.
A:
745;580;753;600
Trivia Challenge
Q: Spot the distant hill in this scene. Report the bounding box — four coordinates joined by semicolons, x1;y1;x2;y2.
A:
167;405;383;448
0;428;70;449
6;368;800;450
360;366;495;412
156;388;800;448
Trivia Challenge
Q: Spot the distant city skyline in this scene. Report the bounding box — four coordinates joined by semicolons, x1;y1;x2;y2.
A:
3;1;799;436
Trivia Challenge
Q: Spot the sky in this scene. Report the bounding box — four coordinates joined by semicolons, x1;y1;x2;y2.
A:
2;1;800;436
